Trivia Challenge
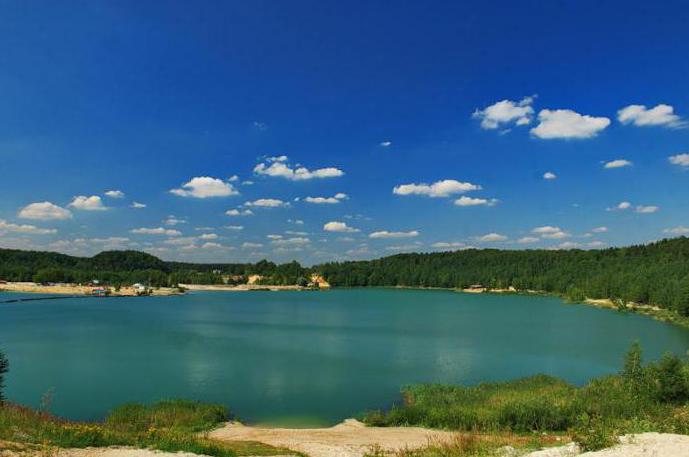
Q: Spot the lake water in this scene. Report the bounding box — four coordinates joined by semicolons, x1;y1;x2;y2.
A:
2;289;689;426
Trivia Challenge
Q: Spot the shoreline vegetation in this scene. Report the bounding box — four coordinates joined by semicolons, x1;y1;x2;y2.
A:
1;344;689;456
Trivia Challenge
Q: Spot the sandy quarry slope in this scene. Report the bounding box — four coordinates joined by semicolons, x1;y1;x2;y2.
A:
4;428;689;457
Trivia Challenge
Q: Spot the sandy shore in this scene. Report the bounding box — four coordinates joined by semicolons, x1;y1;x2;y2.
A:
209;419;457;457
180;283;309;292
0;282;182;297
3;430;689;457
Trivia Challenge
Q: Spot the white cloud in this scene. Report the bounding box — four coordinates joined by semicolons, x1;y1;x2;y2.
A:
164;216;186;226
199;233;218;240
604;159;633;169
104;190;125;198
617;104;686;128
226;208;254;216
130;201;146;209
369;230;419;239
304;193;349;204
242;242;263;249
18;202;72;220
664;226;689;235
288;219;304;225
541;230;570;239
271;237;310;247
254;156;344;181
380;141;392;147
473;96;535;130
130;227;182;236
454;196;498;207
224;225;243;231
431;241;466;249
201;242;223;249
636;205;659;214
592;226;608;233
244;198;289;208
517;236;539;244
228;175;240;182
69;195;107;211
531;109;610;139
477;233;508;242
267;234;283;240
608;201;632;211
0;220;56;235
170;177;239;198
393;179;481;198
532;226;561;234
543;172;557;180
323;221;360;233
669;153;689;167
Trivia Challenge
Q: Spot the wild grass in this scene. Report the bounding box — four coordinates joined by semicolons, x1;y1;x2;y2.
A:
0;399;299;456
364;344;689;453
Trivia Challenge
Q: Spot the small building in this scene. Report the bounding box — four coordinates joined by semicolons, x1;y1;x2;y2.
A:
92;287;108;297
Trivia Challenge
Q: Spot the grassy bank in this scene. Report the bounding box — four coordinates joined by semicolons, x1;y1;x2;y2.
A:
364;343;689;454
0;399;299;456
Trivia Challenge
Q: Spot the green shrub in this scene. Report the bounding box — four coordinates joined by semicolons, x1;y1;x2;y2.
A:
571;413;618;452
652;353;689;403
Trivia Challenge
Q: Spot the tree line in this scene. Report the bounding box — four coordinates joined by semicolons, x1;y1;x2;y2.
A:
1;238;689;314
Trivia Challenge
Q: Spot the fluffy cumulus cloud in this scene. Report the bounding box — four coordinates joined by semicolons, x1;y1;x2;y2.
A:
477;233;507;242
669;153;689;167
304;193;349;204
130;201;146;209
517;236;540;244
244;198;289;208
454;196;498;207
532;226;569;239
543;172;557;180
18;201;72;220
254;156;344;181
323;221;360;233
636;205;659;214
393;179;481;198
0;219;56;235
369;230;419;239
617;104;686;128
473;96;535;130
664;226;689;235
226;208;254;216
170;177;239;198
530;109;610;139
164;216;186;226
242;242;263;249
130;227;181;236
431;241;466;249
604;159;633;169
69;195;107;211
104;190;125;198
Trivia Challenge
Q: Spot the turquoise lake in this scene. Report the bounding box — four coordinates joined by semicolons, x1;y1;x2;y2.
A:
2;289;689;426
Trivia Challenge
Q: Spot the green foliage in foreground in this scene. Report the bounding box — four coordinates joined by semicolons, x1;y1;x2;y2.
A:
364;344;689;452
0;399;298;456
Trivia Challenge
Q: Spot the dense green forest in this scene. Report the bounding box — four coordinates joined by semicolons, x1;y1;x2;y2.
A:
2;237;689;315
0;249;308;287
319;237;689;316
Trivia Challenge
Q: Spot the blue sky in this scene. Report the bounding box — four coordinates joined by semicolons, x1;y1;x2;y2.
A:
1;0;688;264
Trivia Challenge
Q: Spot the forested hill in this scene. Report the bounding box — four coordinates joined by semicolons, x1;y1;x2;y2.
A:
318;237;689;316
1;237;689;315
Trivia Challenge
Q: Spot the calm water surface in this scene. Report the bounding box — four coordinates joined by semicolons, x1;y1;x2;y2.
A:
2;289;689;425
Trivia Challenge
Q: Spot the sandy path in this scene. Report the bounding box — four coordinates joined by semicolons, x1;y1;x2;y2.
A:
209;419;456;457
